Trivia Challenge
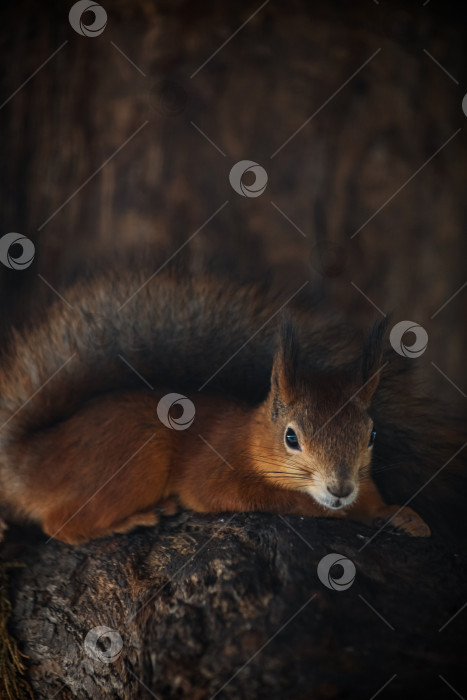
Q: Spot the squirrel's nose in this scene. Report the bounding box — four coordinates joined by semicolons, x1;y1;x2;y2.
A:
327;482;354;499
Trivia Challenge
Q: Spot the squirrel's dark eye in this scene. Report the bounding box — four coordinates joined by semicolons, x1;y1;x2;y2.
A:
368;430;376;447
285;427;301;450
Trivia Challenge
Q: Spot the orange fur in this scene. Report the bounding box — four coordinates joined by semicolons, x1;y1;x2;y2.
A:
6;376;429;545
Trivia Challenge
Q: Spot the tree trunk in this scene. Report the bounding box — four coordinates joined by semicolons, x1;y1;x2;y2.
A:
2;512;466;699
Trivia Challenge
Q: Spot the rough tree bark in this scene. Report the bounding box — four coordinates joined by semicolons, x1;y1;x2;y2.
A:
2;510;466;700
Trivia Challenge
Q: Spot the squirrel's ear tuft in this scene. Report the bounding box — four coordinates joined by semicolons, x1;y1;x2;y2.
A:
359;318;389;405
270;312;300;406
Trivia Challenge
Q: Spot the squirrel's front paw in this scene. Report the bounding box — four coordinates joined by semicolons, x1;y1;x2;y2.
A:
372;505;431;537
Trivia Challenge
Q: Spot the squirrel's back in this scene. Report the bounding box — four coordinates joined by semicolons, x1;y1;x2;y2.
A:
0;266;265;443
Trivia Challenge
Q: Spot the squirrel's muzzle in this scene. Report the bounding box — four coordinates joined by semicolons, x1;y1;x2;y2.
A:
304;474;358;510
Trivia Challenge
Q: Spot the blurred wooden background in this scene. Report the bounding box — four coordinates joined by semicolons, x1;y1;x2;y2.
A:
0;0;465;403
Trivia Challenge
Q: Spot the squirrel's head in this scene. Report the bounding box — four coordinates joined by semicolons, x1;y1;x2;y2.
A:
259;316;386;511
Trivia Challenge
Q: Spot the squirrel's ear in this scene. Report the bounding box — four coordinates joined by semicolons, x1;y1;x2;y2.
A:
270;313;299;406
358;318;388;406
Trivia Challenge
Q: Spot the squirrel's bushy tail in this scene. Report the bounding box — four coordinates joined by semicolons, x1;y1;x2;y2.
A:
0;263;282;451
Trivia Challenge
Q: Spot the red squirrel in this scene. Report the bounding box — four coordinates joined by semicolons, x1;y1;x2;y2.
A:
0;265;430;544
